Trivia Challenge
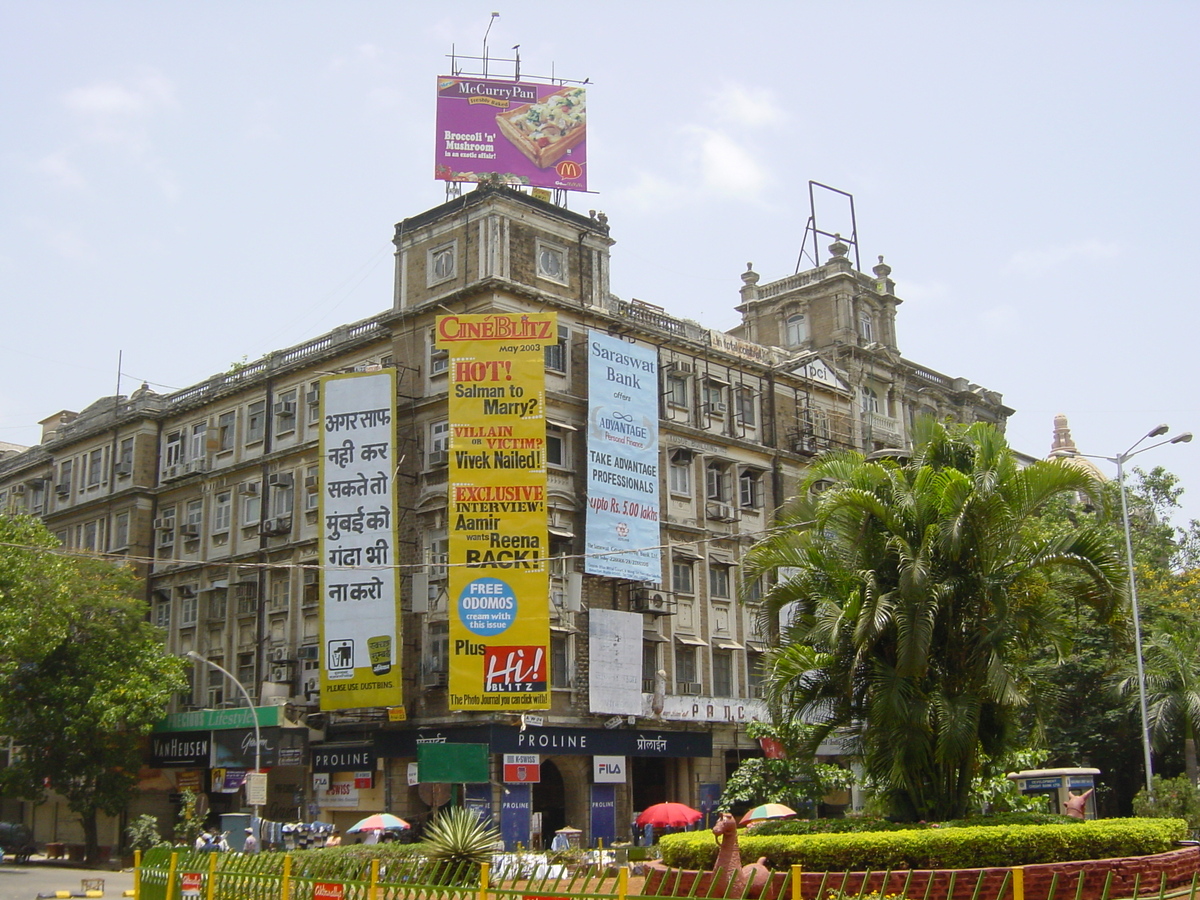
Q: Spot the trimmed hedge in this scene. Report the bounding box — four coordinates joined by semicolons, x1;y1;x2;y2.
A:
658;818;1188;870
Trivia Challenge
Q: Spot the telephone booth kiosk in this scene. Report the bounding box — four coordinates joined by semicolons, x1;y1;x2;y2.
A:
1006;767;1100;819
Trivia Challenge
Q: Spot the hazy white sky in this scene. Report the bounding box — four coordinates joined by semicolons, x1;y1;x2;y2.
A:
3;2;1198;525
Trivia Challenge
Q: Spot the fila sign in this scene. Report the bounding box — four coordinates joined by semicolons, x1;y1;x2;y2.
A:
593;755;626;783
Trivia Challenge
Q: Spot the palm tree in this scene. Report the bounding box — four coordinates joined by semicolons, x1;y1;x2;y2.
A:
744;418;1123;821
1120;623;1200;784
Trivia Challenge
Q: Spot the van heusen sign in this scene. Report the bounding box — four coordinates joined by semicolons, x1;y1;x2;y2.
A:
150;733;212;768
375;724;711;759
313;745;377;773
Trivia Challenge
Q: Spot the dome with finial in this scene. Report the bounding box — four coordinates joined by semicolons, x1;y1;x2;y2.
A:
1047;413;1106;481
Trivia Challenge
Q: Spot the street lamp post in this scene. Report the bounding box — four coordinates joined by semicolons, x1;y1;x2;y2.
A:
1054;424;1192;798
187;651;263;826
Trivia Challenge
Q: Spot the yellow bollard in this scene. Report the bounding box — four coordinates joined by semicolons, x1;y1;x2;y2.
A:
479;860;490;900
206;847;218;900
1012;867;1025;900
791;864;802;900
133;849;141;900
370;858;380;900
165;851;178;900
618;865;629;900
281;854;292;900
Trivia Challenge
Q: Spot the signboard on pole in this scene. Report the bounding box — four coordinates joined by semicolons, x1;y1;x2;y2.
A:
319;371;403;711
584;332;660;580
435;77;587;191
438;313;554;711
244;772;268;806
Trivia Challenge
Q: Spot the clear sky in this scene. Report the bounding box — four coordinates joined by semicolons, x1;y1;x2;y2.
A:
3;2;1198;528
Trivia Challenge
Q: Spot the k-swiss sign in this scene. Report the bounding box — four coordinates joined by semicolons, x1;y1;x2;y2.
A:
503;753;540;783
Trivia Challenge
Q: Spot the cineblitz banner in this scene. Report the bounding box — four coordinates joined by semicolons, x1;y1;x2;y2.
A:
319;372;402;711
584;331;661;580
438;313;555;711
434;76;587;191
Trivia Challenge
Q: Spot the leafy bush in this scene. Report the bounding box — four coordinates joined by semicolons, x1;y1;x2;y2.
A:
658;818;1187;870
125;814;162;854
938;812;1078;828
751;818;922;836
1133;775;1200;834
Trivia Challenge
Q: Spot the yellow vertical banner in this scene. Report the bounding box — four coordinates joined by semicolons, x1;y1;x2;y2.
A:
437;313;555;711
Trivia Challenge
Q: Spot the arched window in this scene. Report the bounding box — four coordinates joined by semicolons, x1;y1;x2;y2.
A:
860;386;879;414
785;313;808;346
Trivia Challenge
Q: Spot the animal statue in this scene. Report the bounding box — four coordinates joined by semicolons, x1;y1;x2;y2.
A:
711;812;770;897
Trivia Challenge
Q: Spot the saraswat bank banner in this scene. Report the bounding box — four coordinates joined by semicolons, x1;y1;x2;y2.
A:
437;313;555;711
434;77;587;191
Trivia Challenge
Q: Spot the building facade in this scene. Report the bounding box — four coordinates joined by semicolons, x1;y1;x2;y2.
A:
0;185;1011;848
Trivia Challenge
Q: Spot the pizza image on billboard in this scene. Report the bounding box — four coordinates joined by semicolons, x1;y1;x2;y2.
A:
495;86;586;169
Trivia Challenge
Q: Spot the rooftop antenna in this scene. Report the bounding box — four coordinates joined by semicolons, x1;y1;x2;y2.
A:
482;12;499;78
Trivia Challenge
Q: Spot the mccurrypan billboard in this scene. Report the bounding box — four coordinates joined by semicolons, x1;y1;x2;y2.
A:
435;77;586;191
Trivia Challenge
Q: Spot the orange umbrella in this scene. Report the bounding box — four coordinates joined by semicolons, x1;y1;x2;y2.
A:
636;802;703;828
738;803;797;825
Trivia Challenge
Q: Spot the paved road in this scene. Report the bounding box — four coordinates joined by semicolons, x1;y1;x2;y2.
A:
0;862;134;900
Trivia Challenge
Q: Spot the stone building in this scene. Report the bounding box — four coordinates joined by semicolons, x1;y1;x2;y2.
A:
0;184;1010;848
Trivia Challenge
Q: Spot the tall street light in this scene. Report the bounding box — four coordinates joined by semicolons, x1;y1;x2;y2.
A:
187;651;263;824
1054;424;1192;798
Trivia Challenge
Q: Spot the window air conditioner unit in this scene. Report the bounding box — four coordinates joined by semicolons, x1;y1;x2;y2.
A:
642;678;657;693
162;465;182;481
297;645;319;661
178;524;200;539
669;361;693;374
304;475;319;492
185;459;208;475
706;503;737;522
704;402;728;416
260;516;292;536
424;671;448;688
177;584;197;598
631;589;673;615
678;682;703;696
11;484;26;496
428;449;449;467
113;461;133;476
55;482;71;496
273;401;296;418
267;473;293;488
750;684;766;699
306;389;320;406
238;482;259;495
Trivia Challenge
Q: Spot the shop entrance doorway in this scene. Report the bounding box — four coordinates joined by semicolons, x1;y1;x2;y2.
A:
531;759;565;849
631;756;668;812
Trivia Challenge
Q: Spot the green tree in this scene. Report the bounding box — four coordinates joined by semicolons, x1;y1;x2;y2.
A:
0;519;188;863
1119;622;1200;784
719;720;852;813
744;419;1123;821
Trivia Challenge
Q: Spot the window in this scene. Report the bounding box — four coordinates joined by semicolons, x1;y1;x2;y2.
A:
83;520;99;551
785;313;808;346
87;449;104;486
275;389;297;436
307;381;322;424
154;598;171;628
184;499;202;529
747;650;765;696
703;382;725;416
546;424;567;467
642;642;660;692
429;329;449;375
214;491;232;532
713;651;733;697
667;374;689;408
675;644;697;684
208;587;228;621
859;311;874;343
180;590;198;627
536;242;567;283
190;422;208;460
271;482;294;518
305;466;319;511
206;662;225;706
247;400;267;443
429;242;456;284
706;461;729;501
669;453;692;495
117;437;134;475
739;469;762;508
709;564;731;599
672;560;694;594
270;574;290;610
429;420;450;464
428;536;450;585
113;511;130;549
158;506;176;545
58;460;73;495
861;387;880;414
217;411;236;451
551;634;572;688
165;431;184;466
427;621;449;677
735;389;756;426
545;325;569;372
243;488;261;524
237;652;255;691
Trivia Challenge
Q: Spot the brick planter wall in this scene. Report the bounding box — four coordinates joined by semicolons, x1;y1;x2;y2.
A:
643;846;1200;900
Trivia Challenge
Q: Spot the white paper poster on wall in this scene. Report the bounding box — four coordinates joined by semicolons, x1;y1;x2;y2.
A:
588;608;644;716
584;332;661;581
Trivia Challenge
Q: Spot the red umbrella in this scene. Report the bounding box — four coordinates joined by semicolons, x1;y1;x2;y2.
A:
635;802;703;828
